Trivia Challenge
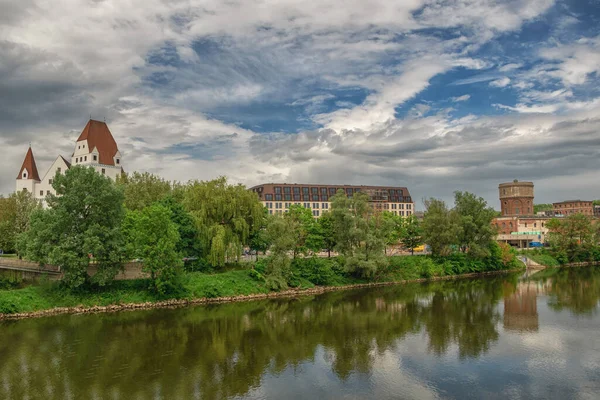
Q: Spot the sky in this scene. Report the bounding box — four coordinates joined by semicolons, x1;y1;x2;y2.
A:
2;0;600;210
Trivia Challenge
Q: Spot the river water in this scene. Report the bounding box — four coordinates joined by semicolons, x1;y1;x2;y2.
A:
1;267;599;400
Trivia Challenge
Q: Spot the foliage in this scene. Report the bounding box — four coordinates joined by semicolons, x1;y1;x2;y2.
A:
533;203;553;213
453;191;497;258
285;205;324;257
382;211;403;253
0;191;41;254
400;215;423;255
249;208;271;259
318;211;336;257
157;196;199;257
330;190;388;278
117;172;173;211
546;214;597;263
422;198;461;257
263;216;298;290
17;166;126;289
123;204;184;295
183;177;265;268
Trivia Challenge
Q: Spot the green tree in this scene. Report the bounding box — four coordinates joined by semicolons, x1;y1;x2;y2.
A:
422;198;460;257
453;191;497;258
263;215;298;290
0;191;40;254
382;211;403;255
331;190;388;278
401;215;423;255
183;177;265;267
285;205;323;257
117;172;173;211
534;203;553;214
123;204;183;294
18;166;126;288
318;211;336;257
249;209;272;260
157;196;199;256
547;214;595;262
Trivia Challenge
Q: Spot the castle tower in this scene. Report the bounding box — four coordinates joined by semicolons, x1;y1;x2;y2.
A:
15;146;41;194
71;119;123;180
499;180;534;217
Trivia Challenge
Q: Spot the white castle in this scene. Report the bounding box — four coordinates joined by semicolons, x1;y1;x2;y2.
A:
16;119;123;201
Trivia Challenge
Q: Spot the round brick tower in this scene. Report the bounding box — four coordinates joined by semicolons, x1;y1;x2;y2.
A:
499;180;534;217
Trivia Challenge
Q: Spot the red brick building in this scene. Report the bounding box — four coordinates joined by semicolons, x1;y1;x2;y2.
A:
499;180;534;217
552;200;594;217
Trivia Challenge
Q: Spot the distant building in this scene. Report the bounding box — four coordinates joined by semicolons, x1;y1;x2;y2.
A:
495;179;550;248
249;183;414;218
499;180;534;217
595;205;600;218
552;200;593;217
16;119;124;204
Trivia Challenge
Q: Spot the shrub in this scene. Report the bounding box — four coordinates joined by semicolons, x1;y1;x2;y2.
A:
292;258;335;286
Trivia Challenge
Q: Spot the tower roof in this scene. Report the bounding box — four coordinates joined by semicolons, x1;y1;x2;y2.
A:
77;119;119;166
17;147;41;181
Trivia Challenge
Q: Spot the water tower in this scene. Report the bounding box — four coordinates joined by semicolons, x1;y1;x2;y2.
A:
499;180;534;217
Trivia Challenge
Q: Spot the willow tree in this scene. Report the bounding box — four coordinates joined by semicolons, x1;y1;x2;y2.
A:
182;177;265;267
117;171;173;211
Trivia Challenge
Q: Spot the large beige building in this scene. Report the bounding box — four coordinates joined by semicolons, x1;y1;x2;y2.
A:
249;183;414;217
16;120;123;204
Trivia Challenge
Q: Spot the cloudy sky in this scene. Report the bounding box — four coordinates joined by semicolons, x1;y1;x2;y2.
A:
2;0;600;209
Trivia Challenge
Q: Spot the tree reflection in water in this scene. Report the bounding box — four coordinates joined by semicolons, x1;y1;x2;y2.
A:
1;267;599;399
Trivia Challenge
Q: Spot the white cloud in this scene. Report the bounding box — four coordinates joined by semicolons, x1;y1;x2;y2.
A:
490;77;511;88
452;94;471;102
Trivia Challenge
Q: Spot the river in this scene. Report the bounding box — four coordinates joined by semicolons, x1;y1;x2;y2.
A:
1;267;599;399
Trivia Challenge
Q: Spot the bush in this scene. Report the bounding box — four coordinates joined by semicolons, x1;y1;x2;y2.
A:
248;268;265;282
292;258;335;286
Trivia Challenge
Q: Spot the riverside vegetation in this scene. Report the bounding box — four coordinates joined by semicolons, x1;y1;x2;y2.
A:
522;212;600;267
0;167;522;315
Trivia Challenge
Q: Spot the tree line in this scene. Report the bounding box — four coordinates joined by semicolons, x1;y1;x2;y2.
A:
1;167;518;294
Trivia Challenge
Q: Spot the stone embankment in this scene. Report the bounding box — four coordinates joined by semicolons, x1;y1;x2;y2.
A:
0;269;519;321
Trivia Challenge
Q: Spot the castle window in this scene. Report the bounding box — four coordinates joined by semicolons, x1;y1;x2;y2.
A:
116;159;120;165
57;168;61;173
93;155;97;161
22;172;26;178
84;156;87;161
76;158;78;163
101;168;106;175
40;190;43;196
49;179;53;184
22;188;27;192
46;191;50;195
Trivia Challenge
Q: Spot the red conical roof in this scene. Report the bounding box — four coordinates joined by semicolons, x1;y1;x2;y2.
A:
78;119;119;166
17;147;41;181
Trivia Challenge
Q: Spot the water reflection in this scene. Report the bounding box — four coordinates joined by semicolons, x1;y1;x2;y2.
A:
0;267;599;399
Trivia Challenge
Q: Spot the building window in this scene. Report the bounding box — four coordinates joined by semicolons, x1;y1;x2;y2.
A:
102;168;106;175
329;188;336;195
293;187;300;194
57;168;61;173
312;203;319;209
524;223;527;228
275;194;282;201
40;190;43;196
284;187;291;194
75;158;78;163
269;210;273;215
312;195;319;201
265;194;273;201
274;187;281;194
534;223;537;228
93;155;97;161
22;172;26;178
303;187;309;194
78;146;80;149
84;156;87;161
116;158;120;164
304;203;310;208
284;194;291;201
293;194;300;201
49;179;53;184
22;188;28;192
46;190;50;195
311;187;318;194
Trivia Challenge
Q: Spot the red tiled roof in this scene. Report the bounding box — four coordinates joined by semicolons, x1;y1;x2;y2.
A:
78;119;119;166
17;147;41;181
59;155;72;168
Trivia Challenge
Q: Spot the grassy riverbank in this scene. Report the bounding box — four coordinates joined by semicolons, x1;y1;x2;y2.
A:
0;255;522;315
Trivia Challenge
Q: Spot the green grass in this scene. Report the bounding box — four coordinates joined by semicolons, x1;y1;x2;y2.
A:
0;254;519;315
526;253;561;267
0;254;17;258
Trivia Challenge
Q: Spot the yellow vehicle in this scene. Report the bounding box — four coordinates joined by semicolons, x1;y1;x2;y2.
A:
412;245;425;252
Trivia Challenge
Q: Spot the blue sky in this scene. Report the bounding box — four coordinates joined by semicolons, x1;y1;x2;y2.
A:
1;0;600;207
